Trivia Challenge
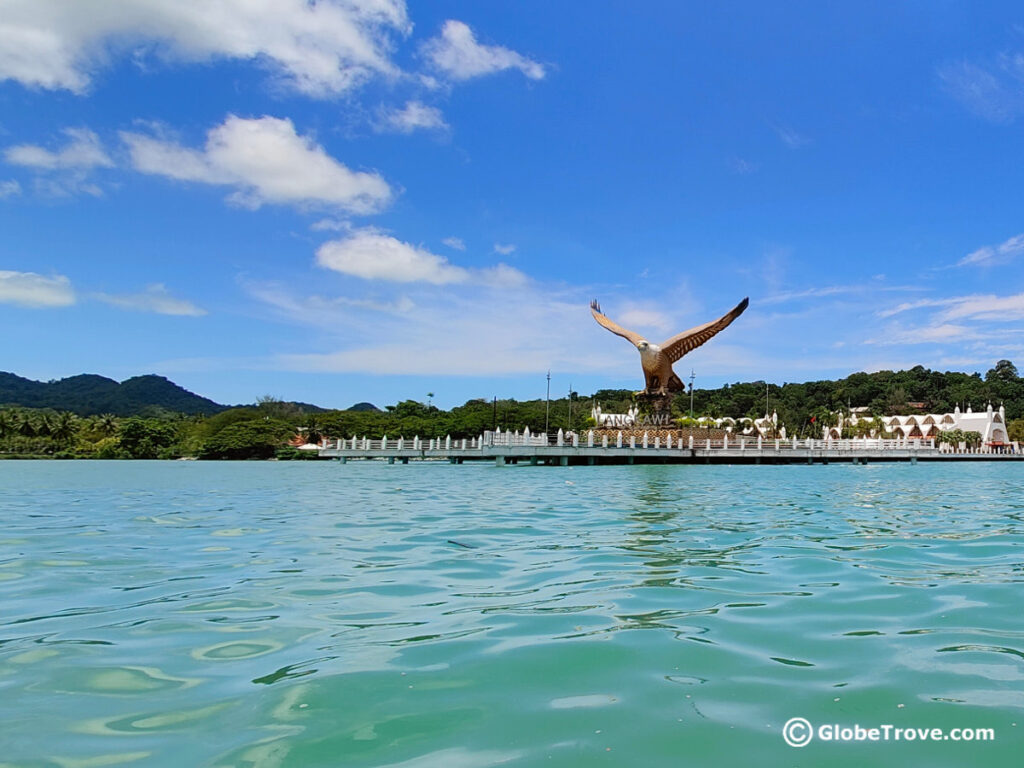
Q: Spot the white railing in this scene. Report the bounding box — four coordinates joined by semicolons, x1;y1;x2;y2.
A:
328;433;996;453
322;433;1024;457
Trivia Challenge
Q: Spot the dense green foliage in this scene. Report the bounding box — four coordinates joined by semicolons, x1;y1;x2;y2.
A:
1;361;1022;458
0;372;224;416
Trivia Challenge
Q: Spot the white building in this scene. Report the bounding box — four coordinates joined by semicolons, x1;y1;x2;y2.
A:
826;403;1009;444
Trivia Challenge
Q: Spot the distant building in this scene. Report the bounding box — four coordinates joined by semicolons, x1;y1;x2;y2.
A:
825;403;1009;444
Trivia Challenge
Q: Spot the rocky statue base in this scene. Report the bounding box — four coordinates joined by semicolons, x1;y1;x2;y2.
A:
633;392;675;427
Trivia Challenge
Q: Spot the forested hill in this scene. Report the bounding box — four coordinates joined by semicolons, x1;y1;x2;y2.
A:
0;372;225;416
2;359;1022;428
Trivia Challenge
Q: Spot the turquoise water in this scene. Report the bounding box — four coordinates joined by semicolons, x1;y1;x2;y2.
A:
1;460;1022;766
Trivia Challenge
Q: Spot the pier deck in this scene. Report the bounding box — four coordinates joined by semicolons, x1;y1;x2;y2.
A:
319;433;1023;465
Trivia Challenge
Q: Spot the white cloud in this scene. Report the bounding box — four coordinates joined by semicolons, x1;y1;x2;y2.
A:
246;281;415;323
957;233;1024;267
122;115;391;213
877;297;956;318
774;125;809;149
317;230;469;284
493;243;516;255
938;293;1024;322
866;323;979;345
0;270;75;308
264;285;613;376
4;128;113;170
617;308;672;332
4;128;113;196
442;236;465;250
0;179;20;198
422;20;544;81
316;228;527;287
94;284;206;316
726;156;758;175
938;58;1024;124
310;218;351;232
0;0;410;97
879;292;1024;322
377;100;448;133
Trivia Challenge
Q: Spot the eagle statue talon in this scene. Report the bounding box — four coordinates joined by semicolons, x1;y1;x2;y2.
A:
590;297;749;397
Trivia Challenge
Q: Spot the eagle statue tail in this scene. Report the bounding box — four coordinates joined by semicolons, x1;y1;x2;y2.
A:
667;373;685;392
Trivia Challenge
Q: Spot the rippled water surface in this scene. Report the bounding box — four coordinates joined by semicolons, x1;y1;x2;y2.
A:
2;460;1023;766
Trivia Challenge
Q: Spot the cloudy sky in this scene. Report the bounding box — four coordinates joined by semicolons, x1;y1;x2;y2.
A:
2;1;1024;408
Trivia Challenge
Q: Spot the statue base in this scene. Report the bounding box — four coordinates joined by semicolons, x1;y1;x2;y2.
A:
633;392;675;427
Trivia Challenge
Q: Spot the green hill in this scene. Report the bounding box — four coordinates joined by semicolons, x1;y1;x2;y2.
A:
0;372;225;416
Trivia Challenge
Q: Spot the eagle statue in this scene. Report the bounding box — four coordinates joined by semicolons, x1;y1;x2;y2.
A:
590;297;749;396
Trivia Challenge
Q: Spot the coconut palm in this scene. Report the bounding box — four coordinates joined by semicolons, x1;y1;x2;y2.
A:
96;414;118;436
52;411;77;442
17;415;36;437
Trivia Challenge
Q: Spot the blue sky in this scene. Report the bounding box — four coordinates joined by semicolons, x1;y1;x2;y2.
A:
2;1;1024;409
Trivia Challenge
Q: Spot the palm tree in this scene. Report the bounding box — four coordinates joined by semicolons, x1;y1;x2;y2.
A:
35;415;52;438
0;411;11;439
52;411;77;443
18;415;36;437
96;414;118;436
303;416;324;445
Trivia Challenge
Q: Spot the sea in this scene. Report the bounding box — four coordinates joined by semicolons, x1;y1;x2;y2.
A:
1;460;1022;767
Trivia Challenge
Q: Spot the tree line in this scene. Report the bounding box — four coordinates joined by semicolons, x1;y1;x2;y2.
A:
2;361;1023;459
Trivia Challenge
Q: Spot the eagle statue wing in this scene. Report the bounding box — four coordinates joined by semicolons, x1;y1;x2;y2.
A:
660;297;749;364
590;300;646;346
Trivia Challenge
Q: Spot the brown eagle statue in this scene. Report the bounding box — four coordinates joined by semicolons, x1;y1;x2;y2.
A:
590;297;749;395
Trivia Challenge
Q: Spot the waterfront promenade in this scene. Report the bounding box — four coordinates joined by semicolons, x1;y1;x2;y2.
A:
319;430;1023;465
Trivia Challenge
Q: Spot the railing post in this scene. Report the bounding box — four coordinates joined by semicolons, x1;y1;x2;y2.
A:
557;429;564;446
667;434;673;449
706;438;711;450
602;434;608;448
588;430;594;447
572;431;579;447
654;436;661;449
629;435;636;448
689;435;694;449
757;436;762;450
642;431;648;448
617;431;623;448
397;437;404;450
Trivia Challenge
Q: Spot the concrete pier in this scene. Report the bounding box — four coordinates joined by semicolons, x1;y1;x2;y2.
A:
319;432;1023;465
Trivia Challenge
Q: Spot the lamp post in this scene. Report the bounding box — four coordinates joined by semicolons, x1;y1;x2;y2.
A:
689;369;696;419
567;382;572;431
545;370;551;435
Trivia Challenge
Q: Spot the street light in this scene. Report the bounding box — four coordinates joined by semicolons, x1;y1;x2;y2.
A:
545;370;551;435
